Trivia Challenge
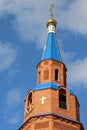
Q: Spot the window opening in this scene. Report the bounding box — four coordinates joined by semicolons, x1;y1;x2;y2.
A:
25;92;33;114
59;89;67;109
55;69;58;81
28;93;32;105
76;104;80;121
38;71;41;83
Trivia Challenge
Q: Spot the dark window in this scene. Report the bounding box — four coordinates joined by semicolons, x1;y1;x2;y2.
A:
28;93;32;105
26;92;33;114
76;104;80;121
59;89;67;109
55;69;58;81
38;71;41;83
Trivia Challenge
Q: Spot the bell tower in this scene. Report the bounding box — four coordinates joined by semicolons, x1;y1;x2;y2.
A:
37;17;67;87
19;7;84;130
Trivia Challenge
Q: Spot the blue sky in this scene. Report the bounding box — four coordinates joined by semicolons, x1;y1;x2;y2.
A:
0;0;87;129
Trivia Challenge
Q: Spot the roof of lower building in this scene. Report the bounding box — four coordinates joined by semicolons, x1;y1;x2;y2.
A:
33;82;60;91
33;82;74;95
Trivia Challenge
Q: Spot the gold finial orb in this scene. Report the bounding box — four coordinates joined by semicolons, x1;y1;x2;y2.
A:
46;18;57;27
46;4;57;27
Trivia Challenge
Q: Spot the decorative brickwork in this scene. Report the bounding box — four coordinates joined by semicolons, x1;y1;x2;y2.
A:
54;121;79;130
44;70;49;80
19;114;84;130
34;121;49;129
44;61;48;65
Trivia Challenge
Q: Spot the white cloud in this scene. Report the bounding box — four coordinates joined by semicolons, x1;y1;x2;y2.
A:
67;58;87;87
59;49;87;87
6;88;22;107
0;1;47;47
61;50;76;64
0;42;17;71
59;0;87;35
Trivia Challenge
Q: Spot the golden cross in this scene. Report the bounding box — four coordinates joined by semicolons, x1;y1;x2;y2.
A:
49;4;55;17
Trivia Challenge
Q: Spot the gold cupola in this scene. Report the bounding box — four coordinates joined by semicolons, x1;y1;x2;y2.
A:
46;18;57;27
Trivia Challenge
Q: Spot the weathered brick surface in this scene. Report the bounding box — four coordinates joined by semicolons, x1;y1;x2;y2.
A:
34;121;49;129
54;121;80;130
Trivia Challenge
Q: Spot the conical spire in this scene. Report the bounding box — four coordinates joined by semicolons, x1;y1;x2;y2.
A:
41;6;62;62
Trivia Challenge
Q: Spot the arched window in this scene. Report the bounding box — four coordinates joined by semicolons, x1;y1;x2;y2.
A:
55;69;58;81
59;89;67;109
28;93;32;105
38;71;41;83
25;92;33;115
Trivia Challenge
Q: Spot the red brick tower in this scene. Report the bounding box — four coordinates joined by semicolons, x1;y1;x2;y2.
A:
19;14;84;130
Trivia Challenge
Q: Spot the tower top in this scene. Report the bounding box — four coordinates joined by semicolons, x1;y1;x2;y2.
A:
46;4;57;27
42;6;61;62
